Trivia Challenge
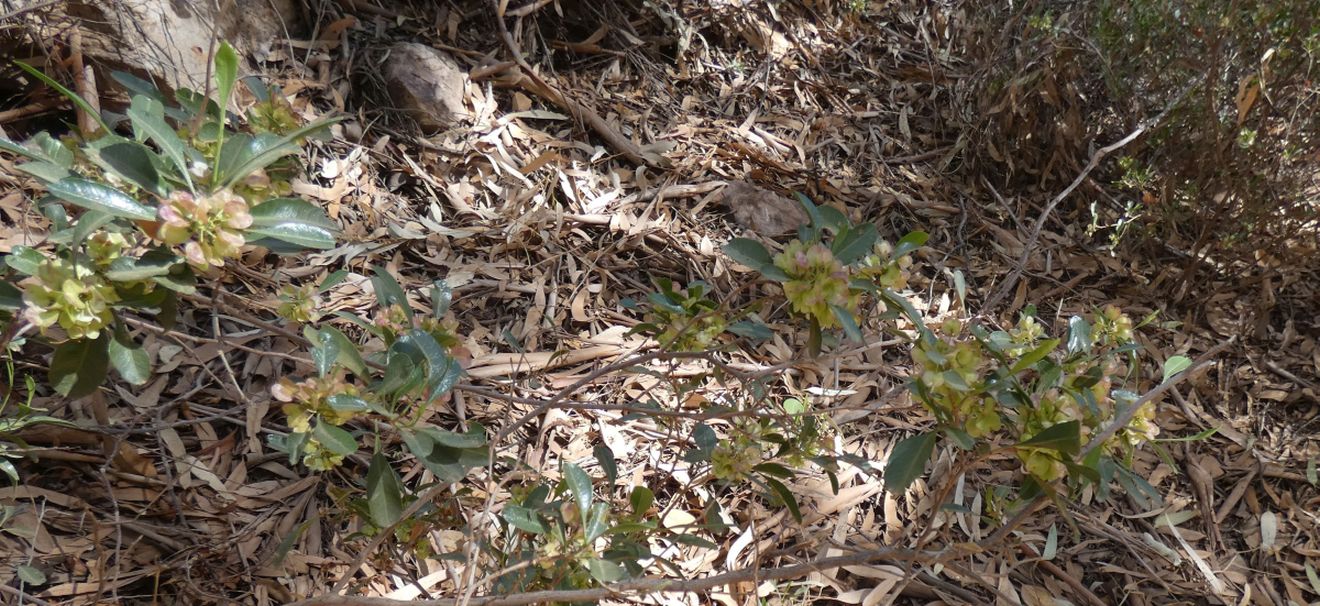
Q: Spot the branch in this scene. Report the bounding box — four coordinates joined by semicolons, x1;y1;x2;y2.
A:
983;75;1204;313
298;544;933;606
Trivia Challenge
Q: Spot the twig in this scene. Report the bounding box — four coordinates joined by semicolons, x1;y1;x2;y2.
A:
490;0;659;167
982;76;1204;313
69;27;101;137
1079;339;1233;458
0;0;61;23
302;544;933;606
0;100;65;123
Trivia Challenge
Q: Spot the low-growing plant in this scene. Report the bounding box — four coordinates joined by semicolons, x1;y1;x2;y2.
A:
0;42;340;398
722;194;925;356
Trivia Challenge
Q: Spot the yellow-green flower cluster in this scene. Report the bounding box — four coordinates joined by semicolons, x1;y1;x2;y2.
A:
22;256;119;340
86;232;132;267
855;240;914;290
1094;304;1134;345
270;374;364;433
656;313;725;352
912;319;1002;437
156;189;253;268
277;283;322;324
711;439;761;481
774;241;858;327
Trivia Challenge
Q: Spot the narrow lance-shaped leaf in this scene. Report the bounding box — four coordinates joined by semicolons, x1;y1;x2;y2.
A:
247;198;337;250
1017;421;1081;457
15;61;111;134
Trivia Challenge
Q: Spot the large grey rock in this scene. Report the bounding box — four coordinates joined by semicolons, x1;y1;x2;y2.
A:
383;43;471;132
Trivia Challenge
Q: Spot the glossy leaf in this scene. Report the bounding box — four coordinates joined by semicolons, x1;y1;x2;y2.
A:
213;41;239;125
247;198;337;250
1018;421;1081;456
830;303;863;342
4;246;46;276
311;328;340;377
584;501;610;541
431;280;453;317
594;444;617;487
326;394;371;415
312;422;358;456
0;281;21;311
216;118;341;189
884;431;936;493
47;178;156;221
1066;316;1092;354
49;334;110;398
563;462;593;515
89;139;166;196
421;425;486;449
318;325;366;377
104;253;177;282
127;95;194;190
370;266;412;317
366;453;404;527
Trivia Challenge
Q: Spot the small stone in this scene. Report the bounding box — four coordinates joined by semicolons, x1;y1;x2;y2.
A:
383;43;471;132
720;181;809;237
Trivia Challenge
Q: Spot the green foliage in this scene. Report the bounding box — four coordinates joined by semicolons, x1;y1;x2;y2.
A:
0;43;339;398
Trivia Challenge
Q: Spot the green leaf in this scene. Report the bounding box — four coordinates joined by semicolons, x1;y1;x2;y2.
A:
87;139;167;197
127;95;194;191
830;303;863;342
104;253;178;282
503;504;547;534
630;486;654;515
326;394;371;415
0;135;43;162
1018;421;1081;456
594;444;617;487
111;71;167;104
16;564;45;585
400;429;435;459
415;443;488;484
723;238;775;271
49;335;110;398
587;558;625;583
320;269;349;292
882;288;927;331
396;329;463;403
371;266;412;317
17;161;69;183
893;231;929;257
366;453;404;527
47;178;156;221
668;532;719;549
15;61;110;134
4;246;47;275
0;281;21;311
1066;316;1092;354
311;328;341;377
818;205;849;232
213;41;239;126
421;425;486;449
563;462;593;515
1010;338;1060;374
1161;355;1192;383
312;422;358;456
318;326;366;377
832;222;878;264
753;462;795;478
215;118;341;189
108;327;150;385
584;501;610;541
795;192;825;238
247;198;337;250
763;476;802;522
884;432;936;493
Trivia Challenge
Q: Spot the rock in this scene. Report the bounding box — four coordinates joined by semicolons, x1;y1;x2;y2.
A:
383;43;471;132
11;0;300;94
720;181;809;237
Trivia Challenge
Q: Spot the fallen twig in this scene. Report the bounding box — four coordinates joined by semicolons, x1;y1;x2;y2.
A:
983;75;1204;313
